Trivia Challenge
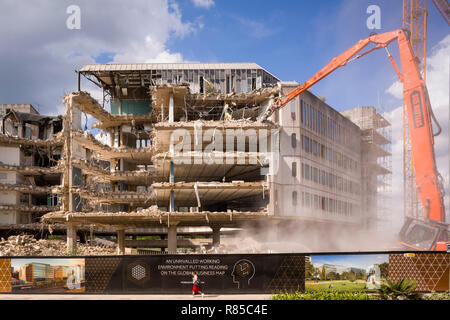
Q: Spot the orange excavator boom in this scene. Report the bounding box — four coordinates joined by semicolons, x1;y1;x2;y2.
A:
259;29;447;250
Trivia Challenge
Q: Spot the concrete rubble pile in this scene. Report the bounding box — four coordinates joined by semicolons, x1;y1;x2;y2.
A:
0;235;116;256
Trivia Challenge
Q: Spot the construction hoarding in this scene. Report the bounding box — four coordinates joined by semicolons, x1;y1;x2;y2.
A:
0;252;447;294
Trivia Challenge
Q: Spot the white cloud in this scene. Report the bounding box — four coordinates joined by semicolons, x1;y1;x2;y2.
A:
192;0;215;9
0;0;196;115
386;34;450;226
386;80;402;100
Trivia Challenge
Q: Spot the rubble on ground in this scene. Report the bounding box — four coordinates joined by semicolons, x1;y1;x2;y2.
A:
0;235;116;256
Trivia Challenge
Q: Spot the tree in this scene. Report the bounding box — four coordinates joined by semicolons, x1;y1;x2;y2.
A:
341;271;349;280
321;266;327;281
305;261;314;279
356;269;366;280
347;270;356;282
378;262;389;279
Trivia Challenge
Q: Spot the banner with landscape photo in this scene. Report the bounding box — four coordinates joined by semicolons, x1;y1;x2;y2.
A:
306;254;389;292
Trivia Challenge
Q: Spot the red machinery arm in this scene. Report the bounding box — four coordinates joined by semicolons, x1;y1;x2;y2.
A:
260;29;445;223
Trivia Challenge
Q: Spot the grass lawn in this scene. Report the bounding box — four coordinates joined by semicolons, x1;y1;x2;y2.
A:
306;280;367;292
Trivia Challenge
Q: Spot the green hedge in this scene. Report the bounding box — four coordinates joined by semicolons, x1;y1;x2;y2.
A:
271;290;379;300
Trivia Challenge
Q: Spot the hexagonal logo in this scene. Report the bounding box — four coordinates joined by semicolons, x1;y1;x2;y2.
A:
127;260;150;286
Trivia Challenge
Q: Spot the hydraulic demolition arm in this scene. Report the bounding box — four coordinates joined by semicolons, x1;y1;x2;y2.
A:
259;29;448;250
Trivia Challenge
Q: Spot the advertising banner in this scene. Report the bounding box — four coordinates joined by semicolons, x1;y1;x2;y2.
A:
388;253;449;292
0;252;448;294
86;254;305;294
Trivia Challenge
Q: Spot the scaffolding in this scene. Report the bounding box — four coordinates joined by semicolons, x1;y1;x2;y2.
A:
341;106;392;231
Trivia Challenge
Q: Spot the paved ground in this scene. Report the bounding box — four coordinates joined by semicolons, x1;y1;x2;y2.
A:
0;294;273;300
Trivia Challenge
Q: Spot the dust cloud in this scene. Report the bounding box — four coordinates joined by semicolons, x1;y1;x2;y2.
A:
219;220;400;254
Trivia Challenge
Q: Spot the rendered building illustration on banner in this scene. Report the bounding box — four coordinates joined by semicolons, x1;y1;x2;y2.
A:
10;258;85;293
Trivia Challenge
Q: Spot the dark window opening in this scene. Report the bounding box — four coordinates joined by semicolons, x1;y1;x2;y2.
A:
292;191;298;206
200;76;204;94
291;133;297;148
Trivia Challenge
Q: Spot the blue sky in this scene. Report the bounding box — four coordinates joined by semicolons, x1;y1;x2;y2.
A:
310;254;389;270
94;0;449;113
0;0;448;226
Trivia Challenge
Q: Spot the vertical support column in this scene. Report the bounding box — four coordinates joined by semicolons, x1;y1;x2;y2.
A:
89;225;94;246
169;191;175;212
170;161;175;183
169;92;174;123
109;129;114;149
18;124;24;138
117;229;126;255
169;161;175;212
66;223;78;254
161;103;164;122
167;223;178;254
211;226;221;247
119;127;123;148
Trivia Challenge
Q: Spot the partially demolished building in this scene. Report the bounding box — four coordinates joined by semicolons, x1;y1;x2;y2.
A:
0;104;63;224
2;63;391;254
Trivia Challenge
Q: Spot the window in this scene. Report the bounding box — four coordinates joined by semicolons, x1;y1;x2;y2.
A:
306;104;310;127
292;191;298;206
302;135;310;153
305;164;310;180
321;197;326;211
300;100;304;124
314;195;319;209
292;162;297;177
199;76;204;94
321;170;326;185
305;193;311;208
313;167;318;183
291;133;297;148
312;140;318;156
291;101;296;120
